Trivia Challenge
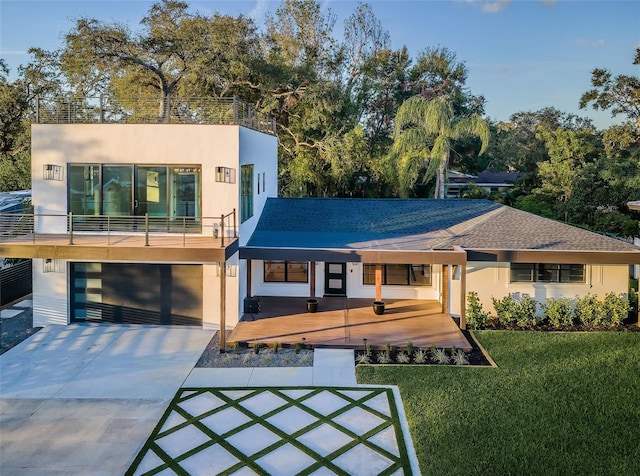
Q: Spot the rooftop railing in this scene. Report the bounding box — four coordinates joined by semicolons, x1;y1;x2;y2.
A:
0;210;238;248
34;96;277;135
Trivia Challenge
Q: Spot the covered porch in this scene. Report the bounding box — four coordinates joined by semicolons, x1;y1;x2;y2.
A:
228;297;472;351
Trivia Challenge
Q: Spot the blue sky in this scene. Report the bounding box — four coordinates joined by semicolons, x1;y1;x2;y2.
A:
1;0;639;129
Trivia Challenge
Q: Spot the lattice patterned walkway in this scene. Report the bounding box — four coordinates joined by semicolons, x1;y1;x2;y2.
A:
127;387;413;475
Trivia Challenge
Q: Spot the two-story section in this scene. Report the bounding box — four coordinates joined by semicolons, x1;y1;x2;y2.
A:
4;97;277;332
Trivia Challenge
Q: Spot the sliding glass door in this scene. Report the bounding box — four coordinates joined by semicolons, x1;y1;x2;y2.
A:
68;164;201;231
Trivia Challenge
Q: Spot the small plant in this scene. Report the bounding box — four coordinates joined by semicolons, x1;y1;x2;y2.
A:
541;297;573;327
281;355;292;365
396;351;410;364
295;342;302;354
432;348;450;365
272;341;280;353
223;353;234;363
406;339;414;357
260;353;273;365
377;350;392;364
242;353;252;365
299;351;313;365
414;349;428;364
357;352;371;364
365;341;372;356
451;349;469;365
385;340;392;353
466;291;490;329
253;342;261;354
429;344;438;360
233;342;240;354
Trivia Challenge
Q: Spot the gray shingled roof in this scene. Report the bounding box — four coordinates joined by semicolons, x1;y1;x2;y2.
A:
246;198;639;254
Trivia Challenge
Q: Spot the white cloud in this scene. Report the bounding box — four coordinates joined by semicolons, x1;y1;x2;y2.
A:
481;0;510;13
248;0;269;23
575;38;606;48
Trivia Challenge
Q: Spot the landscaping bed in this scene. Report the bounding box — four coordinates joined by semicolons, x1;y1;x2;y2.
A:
354;329;492;366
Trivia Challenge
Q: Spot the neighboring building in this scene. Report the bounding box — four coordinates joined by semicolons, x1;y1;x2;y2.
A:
0;97;638;335
446;170;523;198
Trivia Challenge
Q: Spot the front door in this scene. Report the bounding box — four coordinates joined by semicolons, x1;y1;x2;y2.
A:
324;262;347;296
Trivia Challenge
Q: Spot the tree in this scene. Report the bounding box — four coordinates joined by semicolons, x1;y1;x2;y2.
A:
59;1;224;120
390;95;490;198
579;47;640;125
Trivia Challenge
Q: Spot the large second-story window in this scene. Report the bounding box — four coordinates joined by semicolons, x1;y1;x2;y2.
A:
241;164;253;223
510;263;585;283
363;264;432;286
68;164;200;229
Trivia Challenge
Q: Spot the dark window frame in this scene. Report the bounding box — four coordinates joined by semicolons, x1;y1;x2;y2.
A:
240;164;253;223
264;260;309;283
363;264;432;286
510;263;585;283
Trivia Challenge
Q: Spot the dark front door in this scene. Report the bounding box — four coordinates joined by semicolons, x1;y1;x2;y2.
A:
324;262;347;296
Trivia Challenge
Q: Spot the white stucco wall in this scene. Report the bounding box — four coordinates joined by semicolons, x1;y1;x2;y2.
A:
32;258;68;326
31;124;279;234
466;261;630;315
30;123;276;329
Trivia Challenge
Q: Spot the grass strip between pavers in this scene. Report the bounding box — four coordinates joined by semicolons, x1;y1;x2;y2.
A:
126;387;413;476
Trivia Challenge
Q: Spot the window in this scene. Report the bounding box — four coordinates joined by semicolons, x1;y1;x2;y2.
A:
510;263;585;283
363;264;431;286
241;164;253;223
68;164;201;223
264;261;308;282
215;166;236;183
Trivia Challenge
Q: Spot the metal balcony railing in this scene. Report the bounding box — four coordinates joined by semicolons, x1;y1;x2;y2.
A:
34;96;277;135
0;210;238;248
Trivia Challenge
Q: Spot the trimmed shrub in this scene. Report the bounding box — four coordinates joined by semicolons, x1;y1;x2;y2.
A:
541;297;574;327
466;291;490;329
492;294;538;328
574;294;603;327
602;292;629;327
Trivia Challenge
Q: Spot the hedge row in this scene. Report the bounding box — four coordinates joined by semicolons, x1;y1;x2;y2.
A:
466;291;633;330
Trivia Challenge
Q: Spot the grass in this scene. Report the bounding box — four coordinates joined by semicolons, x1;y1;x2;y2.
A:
356;331;640;475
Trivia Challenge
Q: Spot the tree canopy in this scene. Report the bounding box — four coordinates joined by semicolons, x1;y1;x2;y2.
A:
0;0;638;238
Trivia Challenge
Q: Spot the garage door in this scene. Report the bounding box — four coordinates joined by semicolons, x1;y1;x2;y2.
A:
71;263;202;326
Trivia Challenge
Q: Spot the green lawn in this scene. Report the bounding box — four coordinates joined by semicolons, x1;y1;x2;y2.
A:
356;331;640;475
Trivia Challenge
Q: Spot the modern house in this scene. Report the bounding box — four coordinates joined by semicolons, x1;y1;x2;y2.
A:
0;96;638;345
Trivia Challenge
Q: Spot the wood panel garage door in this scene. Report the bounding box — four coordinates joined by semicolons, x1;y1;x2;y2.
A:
71;263;202;326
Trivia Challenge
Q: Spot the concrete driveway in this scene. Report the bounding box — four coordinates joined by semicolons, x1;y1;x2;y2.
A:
0;324;214;475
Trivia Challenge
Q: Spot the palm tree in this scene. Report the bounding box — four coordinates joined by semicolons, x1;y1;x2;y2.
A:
390;95;490;198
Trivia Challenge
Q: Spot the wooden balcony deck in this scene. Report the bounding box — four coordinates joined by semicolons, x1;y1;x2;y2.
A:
0;233;237;262
229;297;471;351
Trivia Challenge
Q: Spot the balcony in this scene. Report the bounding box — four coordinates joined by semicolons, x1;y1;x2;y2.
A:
0;211;239;263
34;96;277;135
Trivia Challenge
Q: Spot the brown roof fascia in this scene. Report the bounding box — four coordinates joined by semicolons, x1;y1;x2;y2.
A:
240;246;467;265
466;249;640;265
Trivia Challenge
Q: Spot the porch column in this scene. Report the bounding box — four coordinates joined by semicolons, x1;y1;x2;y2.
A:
441;265;449;313
375;264;382;302
459;264;467;330
310;261;316;298
219;260;226;353
246;259;252;297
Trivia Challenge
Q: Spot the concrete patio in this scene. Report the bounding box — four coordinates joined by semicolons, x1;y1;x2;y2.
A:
230;297;472;351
